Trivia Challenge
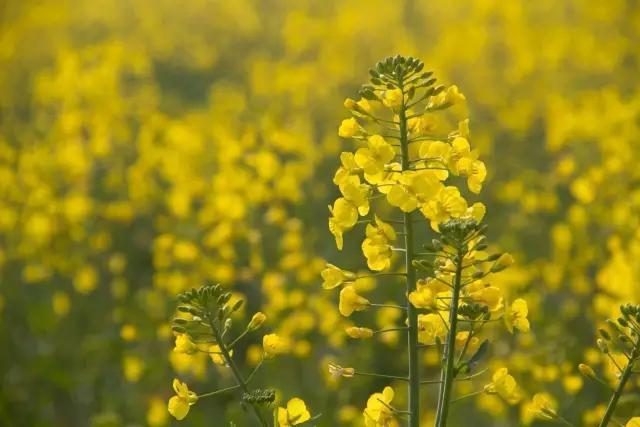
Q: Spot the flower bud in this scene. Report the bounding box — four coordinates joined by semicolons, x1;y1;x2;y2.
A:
578;363;596;379
248;312;267;331
345;326;374;339
491;253;514;273
343;98;357;110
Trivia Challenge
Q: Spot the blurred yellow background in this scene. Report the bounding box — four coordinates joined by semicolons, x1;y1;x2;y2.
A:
0;0;639;425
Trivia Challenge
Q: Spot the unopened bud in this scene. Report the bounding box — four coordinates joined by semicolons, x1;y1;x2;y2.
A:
578;363;596;379
248;312;267;331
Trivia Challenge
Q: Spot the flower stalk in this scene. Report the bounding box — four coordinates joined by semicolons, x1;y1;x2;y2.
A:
207;316;269;427
435;247;464;426
398;79;421;427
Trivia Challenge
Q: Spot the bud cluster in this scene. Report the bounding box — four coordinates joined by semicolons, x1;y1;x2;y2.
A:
171;284;243;343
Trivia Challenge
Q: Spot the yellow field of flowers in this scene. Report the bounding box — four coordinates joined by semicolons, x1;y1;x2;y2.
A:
1;1;639;426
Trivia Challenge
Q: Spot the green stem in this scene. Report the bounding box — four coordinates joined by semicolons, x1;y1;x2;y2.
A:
355;372;409;381
208;317;269;427
198;385;240;399
399;82;420;427
435;246;464;427
598;348;638;427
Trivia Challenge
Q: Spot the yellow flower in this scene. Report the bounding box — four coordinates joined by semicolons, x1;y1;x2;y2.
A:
321;264;356;289
339;286;370;317
445;85;466;105
339;175;370;216
428;85;465;109
345;326;374;339
492;253;515;272
525;393;558;421
338;117;359;138
419;140;451;165
361;216;396;271
328;362;355;378
363;386;398;427
457;157;487;194
455;331;480;355
262;334;290;358
382;89;403;109
447;137;472;175
505;298;530;333
354;135;396;176
248;312;267;331
277;397;311;426
344;98;357;110
357;98;372;113
333;152;360;185
386;171;443;213
627;418;640;427
208;344;231;365
408;283;435;309
421;186;468;230
469;286;503;312
328;197;359;250
173;334;197;354
417;313;448;345
167;379;197;420
485;368;520;404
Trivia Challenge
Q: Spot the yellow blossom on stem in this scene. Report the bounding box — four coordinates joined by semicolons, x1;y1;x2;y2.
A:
262;333;290;359
386;171;443;213
321;264;356;289
354;135;396;176
455;331;480;355
339;175;370;216
345;326;374;339
505;298;530;333
173;334;197;354
209;344;231;366
524;393;558;421
339;286;370;316
408;283;435;309
492;253;514;272
485;368;520;404
417;313;448;345
339;118;360;138
469;286;504;312
382;89;403;109
421;186;468;230
333;152;360;185
277;397;311;426
361;216;396;271
457;157;487;194
167;379;197;421
363;386;399;427
328;197;359;250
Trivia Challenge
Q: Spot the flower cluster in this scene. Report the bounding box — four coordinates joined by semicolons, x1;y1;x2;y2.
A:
324;56;525;427
167;284;314;425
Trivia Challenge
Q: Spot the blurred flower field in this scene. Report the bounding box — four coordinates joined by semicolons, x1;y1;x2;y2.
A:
1;0;640;426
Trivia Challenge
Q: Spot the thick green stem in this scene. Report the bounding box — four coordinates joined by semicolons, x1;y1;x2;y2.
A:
209;318;269;427
435;246;464;427
598;349;638;427
399;87;420;427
